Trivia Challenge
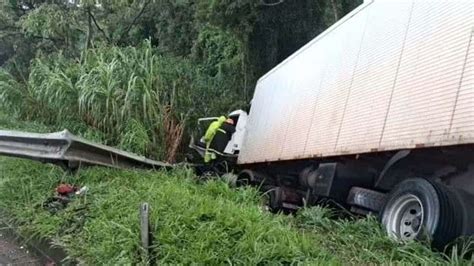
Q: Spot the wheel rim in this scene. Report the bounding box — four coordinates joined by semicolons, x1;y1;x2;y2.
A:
386;194;424;241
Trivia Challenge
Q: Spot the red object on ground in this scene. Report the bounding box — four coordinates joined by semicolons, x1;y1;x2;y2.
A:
56;184;75;195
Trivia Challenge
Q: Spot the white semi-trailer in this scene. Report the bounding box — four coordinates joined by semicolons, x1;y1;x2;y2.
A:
191;0;474;249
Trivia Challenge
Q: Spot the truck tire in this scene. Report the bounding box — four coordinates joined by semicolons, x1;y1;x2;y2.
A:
380;178;464;250
262;185;283;213
236;170;254;187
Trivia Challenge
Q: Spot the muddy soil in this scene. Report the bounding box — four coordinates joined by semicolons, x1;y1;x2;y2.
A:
0;229;41;265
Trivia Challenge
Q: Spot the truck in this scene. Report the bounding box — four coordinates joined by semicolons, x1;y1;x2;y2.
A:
0;0;472;251
190;0;474;249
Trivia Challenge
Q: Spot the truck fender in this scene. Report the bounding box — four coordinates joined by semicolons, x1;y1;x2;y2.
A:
374;150;411;190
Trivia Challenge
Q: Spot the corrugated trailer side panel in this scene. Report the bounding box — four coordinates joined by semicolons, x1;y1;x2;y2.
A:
302;8;369;159
450;28;474;143
334;2;413;154
239;2;372;163
379;1;473;149
239;0;474;165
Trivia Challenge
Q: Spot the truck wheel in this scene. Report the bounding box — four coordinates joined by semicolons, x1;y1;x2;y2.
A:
262;185;283;213
236;170;258;187
380;178;464;249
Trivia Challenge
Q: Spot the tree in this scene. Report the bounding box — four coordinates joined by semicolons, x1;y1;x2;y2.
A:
1;0;363;88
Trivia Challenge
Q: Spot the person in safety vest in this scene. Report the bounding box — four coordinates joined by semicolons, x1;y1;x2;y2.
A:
203;116;236;162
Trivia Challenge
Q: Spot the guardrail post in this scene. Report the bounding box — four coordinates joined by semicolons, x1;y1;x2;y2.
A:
140;202;152;264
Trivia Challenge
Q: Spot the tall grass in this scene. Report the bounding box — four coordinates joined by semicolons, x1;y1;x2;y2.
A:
0;69;37;116
0;41;246;161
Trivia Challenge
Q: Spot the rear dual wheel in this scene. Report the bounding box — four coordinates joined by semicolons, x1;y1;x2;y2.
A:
380;178;464;249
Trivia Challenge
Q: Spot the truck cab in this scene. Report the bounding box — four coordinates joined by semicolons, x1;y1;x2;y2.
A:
188;110;248;167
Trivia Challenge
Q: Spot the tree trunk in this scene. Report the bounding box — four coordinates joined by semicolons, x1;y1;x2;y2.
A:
86;7;93;49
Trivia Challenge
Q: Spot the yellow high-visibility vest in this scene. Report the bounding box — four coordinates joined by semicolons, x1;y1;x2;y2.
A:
203;116;226;162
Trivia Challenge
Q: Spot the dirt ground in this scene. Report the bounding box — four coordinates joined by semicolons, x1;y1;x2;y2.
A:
0;228;41;266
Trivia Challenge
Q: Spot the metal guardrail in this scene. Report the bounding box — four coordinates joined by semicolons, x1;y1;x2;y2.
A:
0;130;172;170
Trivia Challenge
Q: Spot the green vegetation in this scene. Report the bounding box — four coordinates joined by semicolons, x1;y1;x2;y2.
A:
0;114;470;265
1;1;473;264
2;155;469;264
1;42;245;162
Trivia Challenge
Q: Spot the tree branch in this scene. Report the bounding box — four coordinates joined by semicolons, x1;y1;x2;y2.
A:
118;0;150;43
88;9;111;43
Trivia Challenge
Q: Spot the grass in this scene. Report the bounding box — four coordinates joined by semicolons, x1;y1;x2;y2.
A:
0;157;460;265
0;110;50;133
0;114;472;264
